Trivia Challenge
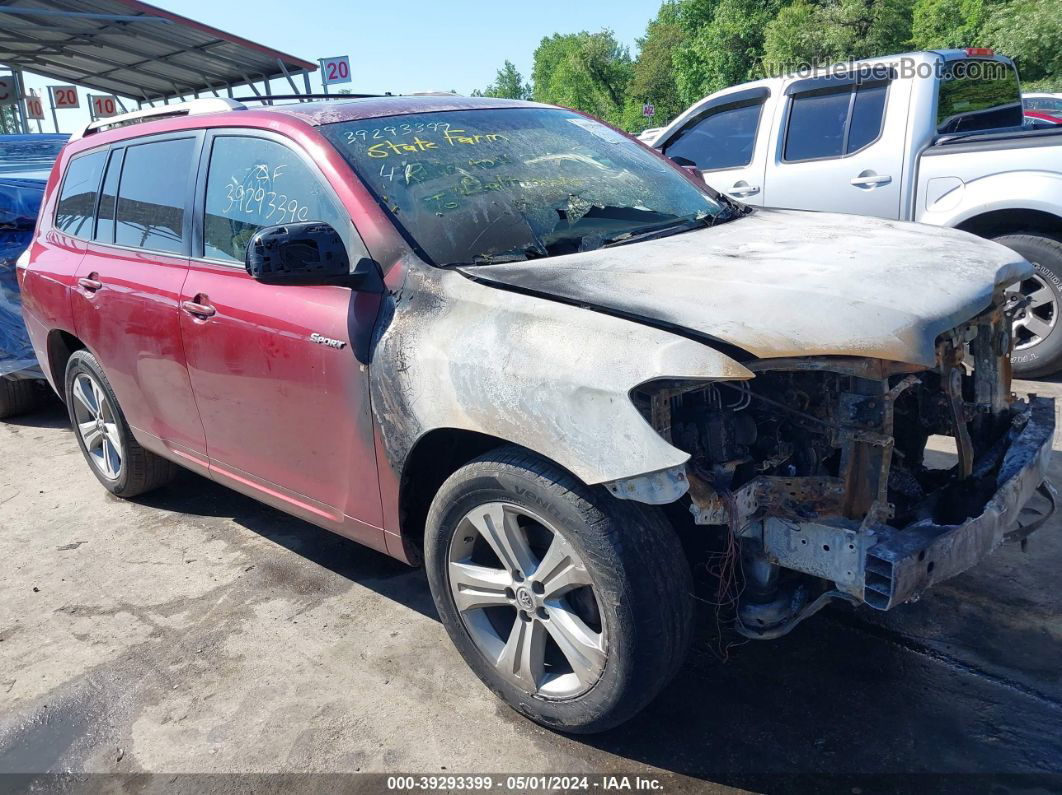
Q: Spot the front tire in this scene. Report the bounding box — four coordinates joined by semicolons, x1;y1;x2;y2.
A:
997;233;1062;379
425;446;693;734
64;350;176;497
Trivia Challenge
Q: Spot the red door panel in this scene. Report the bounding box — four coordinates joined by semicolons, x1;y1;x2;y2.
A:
179;262;384;531
72;243;206;458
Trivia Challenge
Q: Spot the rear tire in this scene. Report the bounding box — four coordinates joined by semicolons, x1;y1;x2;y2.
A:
0;376;39;419
996;233;1062;379
424;446;693;734
64;350;177;497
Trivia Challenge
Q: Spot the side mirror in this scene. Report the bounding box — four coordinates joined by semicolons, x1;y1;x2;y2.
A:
245;222;383;292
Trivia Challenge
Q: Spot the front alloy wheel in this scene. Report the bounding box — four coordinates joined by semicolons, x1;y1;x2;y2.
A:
425;446;693;734
448;501;606;698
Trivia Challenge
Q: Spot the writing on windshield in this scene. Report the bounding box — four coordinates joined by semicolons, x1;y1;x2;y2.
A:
322;107;724;265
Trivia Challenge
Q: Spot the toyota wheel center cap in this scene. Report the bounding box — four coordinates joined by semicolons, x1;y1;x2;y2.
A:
516;587;534;611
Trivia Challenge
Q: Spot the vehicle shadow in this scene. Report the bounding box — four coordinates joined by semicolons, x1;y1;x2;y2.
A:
10;400;439;621
135;467;440;622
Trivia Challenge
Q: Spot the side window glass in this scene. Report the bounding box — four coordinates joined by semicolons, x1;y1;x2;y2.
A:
94;148;124;244
203;136;345;263
784;89;850;161
847;83;888;152
115;138;195;254
663;102;763;171
55;150;107;237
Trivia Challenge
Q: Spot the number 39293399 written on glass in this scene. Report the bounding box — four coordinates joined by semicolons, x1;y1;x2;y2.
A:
223;163;312;224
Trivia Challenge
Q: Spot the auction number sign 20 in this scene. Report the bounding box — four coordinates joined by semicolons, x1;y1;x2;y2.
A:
49;85;80;109
320;56;352;86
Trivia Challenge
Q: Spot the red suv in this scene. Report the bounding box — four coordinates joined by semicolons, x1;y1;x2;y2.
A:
20;96;1054;733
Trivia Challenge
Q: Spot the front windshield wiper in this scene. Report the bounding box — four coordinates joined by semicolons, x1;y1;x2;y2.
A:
601;215;712;248
441;245;547;268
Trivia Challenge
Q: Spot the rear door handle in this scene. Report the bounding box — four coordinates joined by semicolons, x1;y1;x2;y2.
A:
181;299;216;319
850;174;892;187
78;276;103;292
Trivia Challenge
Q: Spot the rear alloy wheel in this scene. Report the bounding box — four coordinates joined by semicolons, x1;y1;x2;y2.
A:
71;370;123;481
996;233;1062;379
64;350;176;497
425;446;693;734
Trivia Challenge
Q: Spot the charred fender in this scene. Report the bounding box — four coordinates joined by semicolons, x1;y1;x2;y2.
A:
369;262;753;489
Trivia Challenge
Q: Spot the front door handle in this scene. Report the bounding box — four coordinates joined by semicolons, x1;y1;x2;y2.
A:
729;181;761;198
78;275;103;292
850;173;893;188
181;299;216;319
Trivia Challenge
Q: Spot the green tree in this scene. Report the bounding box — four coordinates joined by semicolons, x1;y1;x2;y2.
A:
981;0;1062;85
531;30;633;125
762;0;912;74
622;2;689;132
910;0;987;49
673;0;782;105
477;60;533;100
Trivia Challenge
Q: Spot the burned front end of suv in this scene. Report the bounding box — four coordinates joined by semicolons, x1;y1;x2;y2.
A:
632;302;1055;638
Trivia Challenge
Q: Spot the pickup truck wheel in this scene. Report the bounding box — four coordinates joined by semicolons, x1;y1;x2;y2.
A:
997;234;1062;378
0;376;40;419
424;446;693;734
64;350;177;497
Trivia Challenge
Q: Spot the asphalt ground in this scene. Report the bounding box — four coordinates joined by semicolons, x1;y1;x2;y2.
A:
1;379;1061;793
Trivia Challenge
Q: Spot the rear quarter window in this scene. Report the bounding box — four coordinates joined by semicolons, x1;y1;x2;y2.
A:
55;150;107;237
937;60;1023;133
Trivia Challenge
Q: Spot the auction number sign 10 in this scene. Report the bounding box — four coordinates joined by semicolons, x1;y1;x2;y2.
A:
90;94;119;118
25;94;44;120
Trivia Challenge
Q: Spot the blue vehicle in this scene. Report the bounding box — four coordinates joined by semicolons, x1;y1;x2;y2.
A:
0;134;67;417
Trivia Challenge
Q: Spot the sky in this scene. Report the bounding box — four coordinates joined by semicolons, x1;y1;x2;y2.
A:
13;0;660;134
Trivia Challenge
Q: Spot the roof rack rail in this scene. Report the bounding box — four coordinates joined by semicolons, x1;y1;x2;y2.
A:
70;98;246;141
233;94;391;102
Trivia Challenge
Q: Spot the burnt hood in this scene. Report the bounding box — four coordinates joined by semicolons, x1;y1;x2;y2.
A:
458;209;1031;368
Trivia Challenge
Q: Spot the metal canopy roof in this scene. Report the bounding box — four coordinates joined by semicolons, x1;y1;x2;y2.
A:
0;0;317;104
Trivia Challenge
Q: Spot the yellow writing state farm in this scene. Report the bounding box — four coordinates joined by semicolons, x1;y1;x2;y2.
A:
366;130;509;158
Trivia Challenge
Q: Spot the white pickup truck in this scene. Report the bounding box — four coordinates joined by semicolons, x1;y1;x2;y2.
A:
650;49;1062;377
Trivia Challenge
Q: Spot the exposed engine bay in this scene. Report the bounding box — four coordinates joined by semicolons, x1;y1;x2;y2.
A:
631;301;1056;638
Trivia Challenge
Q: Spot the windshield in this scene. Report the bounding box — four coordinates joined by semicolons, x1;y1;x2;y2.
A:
936;60;1023;134
321;108;730;266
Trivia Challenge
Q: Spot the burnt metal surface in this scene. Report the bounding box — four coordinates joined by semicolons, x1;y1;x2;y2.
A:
462;208;1031;368
675;304;1054;629
863;395;1055;609
689;475;845;528
369;262;752;487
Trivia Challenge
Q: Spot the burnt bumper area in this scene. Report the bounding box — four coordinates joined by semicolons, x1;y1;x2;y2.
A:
863;395;1054;610
635;304;1056;638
